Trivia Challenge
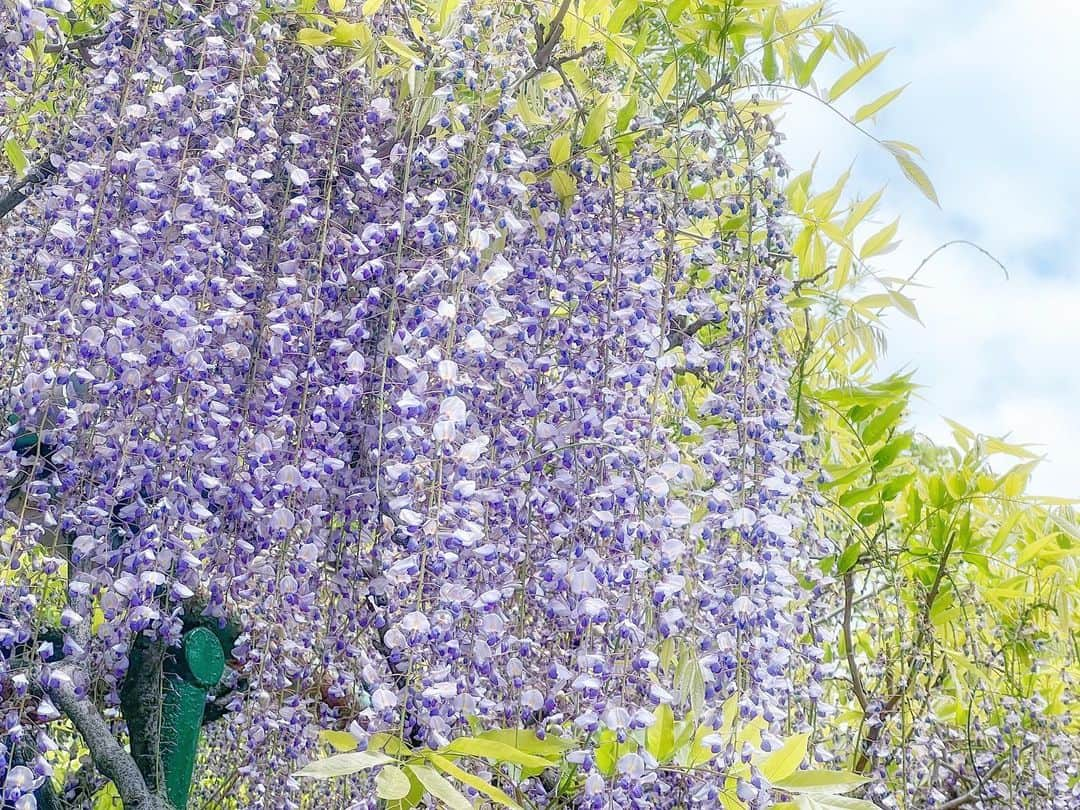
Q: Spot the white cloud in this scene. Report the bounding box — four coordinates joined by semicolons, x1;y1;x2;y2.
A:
778;0;1080;496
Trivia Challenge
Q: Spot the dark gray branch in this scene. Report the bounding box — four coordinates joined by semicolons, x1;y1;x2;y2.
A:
0;157;58;220
46;670;172;810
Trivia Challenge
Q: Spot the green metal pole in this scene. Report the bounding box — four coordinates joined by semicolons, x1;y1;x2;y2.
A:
122;626;226;809
160;627;226;809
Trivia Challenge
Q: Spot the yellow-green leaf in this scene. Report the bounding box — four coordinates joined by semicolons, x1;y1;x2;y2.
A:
3;139;28;176
853;84;907;123
792;798;879;809
658;61;679;101
437;0;463;30
425;753;522;810
607;0;639;32
550;134;572;165
859;218;899;259
883;141;939;206
581;96;610;147
615;95;638;132
376;766;413;801
332;20;371;46
319;730;358;752
381;35;423;64
362;0;386;13
761;732;809;783
762;42;778;81
646;703;675;762
887;290;921;323
796;31;834;87
297;27;333;47
439;737;554;769
475;729;573;758
294;751;394;779
828;50;890;102
407;764;472;810
514;96;547;126
551;169;577;201
844;188;884;232
773;769;871;794
328;0;346;11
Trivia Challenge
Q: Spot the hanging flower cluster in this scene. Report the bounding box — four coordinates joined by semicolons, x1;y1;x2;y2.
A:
0;2;823;807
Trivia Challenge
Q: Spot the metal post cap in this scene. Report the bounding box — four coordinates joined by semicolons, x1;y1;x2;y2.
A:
181;626;226;688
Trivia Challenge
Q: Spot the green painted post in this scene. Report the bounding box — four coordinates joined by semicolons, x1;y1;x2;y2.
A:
123;625;227;809
160;626;226;809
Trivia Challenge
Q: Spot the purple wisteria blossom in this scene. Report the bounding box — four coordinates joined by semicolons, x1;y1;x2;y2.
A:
1;2;856;809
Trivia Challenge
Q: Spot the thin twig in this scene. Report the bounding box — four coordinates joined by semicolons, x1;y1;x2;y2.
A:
842;571;869;712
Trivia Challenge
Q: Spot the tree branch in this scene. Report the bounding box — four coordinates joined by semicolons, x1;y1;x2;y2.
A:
842;571;869;713
0;157;58;220
854;532;956;773
45;670;172;810
935;746;1031;810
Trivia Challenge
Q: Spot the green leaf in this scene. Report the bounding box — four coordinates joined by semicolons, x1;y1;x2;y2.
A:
873;434;912;471
887;290;921;323
674;647;705;715
293;751;394;778
475;729;573;758
646;703;676;762
773;769;872;794
762;42;778;81
883;141;939;206
381;35;423;64
550;134;572;165
439;736;555;769
426;752;522;809
793;797;880;810
607;0;639;33
796;32;834;87
328;0;346;10
658;61;679;101
615;95;638;133
550;169;577;201
881;472;915;501
859;218;900;260
844;188;884;232
377;766;414;801
3;139;28;177
581;96;610;147
853;85;907;123
856;502;883;526
761;733;809;782
436;0;463;30
319;730;359;752
595;728;635;777
297;28;333;46
828;50;890;102
369;732;414;757
332;21;371;46
861;399;905;444
362;0;386;13
407;764;472;810
837;541;861;573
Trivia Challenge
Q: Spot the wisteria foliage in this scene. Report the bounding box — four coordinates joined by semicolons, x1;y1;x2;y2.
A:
0;1;826;807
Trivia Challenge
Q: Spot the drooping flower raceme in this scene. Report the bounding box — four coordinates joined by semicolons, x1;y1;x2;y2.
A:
1;2;824;807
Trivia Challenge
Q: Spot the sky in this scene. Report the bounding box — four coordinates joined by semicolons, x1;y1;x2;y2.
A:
779;0;1080;497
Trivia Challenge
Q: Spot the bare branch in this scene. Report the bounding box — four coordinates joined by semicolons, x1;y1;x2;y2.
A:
0;157;58;220
935;746;1032;810
842;571;869;713
45;671;172;810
